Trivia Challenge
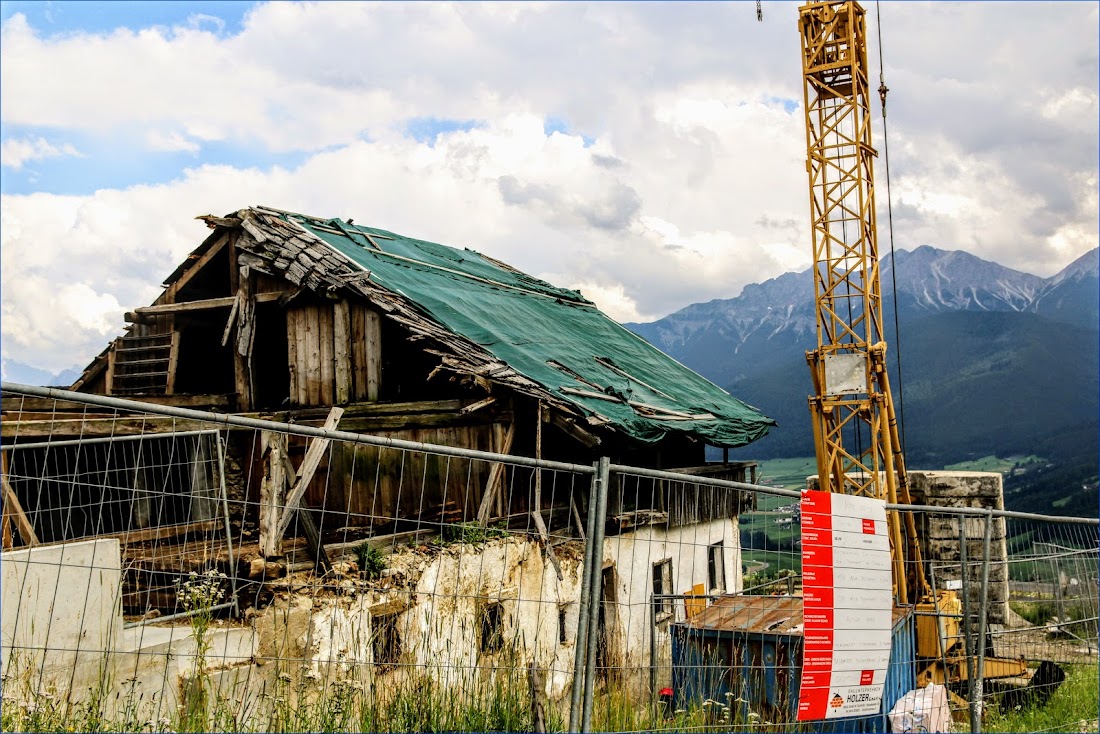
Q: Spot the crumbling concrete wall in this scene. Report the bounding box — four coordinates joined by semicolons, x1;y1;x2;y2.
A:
906;471;1010;625
1;523;745;726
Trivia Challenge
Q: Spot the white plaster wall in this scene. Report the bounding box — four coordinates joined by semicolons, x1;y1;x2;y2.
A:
603;517;742;674
1;538;124;694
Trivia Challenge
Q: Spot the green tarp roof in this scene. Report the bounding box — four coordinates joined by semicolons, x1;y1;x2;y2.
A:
291;214;775;448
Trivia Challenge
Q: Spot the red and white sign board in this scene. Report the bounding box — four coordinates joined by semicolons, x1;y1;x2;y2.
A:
797;490;893;721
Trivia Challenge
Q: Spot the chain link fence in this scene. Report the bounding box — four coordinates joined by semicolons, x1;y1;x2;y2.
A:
1;383;1096;733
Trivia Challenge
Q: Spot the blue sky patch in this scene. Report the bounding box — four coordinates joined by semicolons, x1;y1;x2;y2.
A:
403;117;483;146
544;117;595;147
1;128;309;195
766;96;800;114
1;1;256;36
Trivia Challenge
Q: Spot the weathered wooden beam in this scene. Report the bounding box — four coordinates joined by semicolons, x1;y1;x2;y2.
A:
110;519;218;546
288;307;307;405
476;422;515;526
127;290;285;320
547;411;601;448
304;306;321;405
529;662;549;734
259;431;288;558
276;407;344;538
234;265;256;411
286;397;472;419
105;339;118;395
1;394;233;412
333;300;352;404
296;507;331;574
1;451;39;547
165;331;181;396
364;308;381;401
1;416;216;439
163;233;229;302
318;303;335;405
459;396;497;414
220;294;240;347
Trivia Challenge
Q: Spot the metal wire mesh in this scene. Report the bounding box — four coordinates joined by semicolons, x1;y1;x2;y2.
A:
1;385;1096;733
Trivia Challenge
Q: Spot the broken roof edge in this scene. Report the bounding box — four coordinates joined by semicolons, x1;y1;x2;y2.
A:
83;205;774;450
246;207;774;448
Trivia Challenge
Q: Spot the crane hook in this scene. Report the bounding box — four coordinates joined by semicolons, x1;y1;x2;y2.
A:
756;1;763;22
878;80;889;116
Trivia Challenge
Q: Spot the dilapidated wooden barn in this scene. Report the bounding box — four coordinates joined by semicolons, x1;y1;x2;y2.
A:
2;206;774;607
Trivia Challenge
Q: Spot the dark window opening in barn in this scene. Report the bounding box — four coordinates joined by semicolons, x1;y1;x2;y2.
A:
652;558;673;619
173;311;236;396
480;602;504;653
378;317;454;403
6;432;221;546
558;606;568;645
708;541;726;592
372;612;402;671
249;305;289;409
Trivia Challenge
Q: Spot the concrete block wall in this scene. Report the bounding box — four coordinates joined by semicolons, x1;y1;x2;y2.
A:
906;471;1010;625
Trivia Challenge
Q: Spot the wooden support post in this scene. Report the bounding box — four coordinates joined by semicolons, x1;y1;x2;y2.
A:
220;295;241;347
319;305;335;405
234;265;256;411
1;451;39;547
532;403;563;580
364;308;381;401
105;339;118;396
286;307;299;405
476;422;515;526
165;330;181;396
297;507;332;574
570;496;586;541
259;431;288;557
333;300;351;404
535;401;542;509
304;306;321;406
276;407;344;538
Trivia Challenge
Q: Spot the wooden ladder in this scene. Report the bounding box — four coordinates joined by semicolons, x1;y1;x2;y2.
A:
108;333;179;396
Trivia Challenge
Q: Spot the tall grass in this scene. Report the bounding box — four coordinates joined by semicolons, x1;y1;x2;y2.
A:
985;664;1099;733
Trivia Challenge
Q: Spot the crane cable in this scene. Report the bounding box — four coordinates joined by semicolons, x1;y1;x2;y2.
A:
875;1;908;457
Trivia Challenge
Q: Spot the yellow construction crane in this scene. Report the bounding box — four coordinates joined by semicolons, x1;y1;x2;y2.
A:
797;0;927;608
795;0;1049;701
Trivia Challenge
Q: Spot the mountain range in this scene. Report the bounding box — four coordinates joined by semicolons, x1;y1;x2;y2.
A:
627;246;1099;470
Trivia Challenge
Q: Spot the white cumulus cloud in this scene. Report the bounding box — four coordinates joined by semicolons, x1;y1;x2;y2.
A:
1;136;82;169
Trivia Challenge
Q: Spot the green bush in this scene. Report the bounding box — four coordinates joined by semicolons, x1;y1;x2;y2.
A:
353;543;386;580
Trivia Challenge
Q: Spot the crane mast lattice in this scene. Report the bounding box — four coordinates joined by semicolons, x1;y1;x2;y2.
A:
797;0;928;606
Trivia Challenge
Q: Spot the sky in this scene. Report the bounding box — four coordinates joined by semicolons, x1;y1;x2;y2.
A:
1;1;1097;376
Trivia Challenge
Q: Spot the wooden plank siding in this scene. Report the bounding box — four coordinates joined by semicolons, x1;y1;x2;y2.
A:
246;417;505;531
287;300;382;407
318;422;497;527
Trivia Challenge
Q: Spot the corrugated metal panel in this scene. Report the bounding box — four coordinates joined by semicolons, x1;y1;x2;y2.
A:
671;596;916;732
685;594;804;634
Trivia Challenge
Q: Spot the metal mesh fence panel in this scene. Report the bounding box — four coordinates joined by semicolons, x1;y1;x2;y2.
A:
1;383;1097;733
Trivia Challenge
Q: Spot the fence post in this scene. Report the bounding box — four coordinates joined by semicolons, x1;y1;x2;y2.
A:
1053;553;1067;625
973;510;994;728
581;456;611;733
649;593;657;716
959;518;980;734
569;461;603;731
